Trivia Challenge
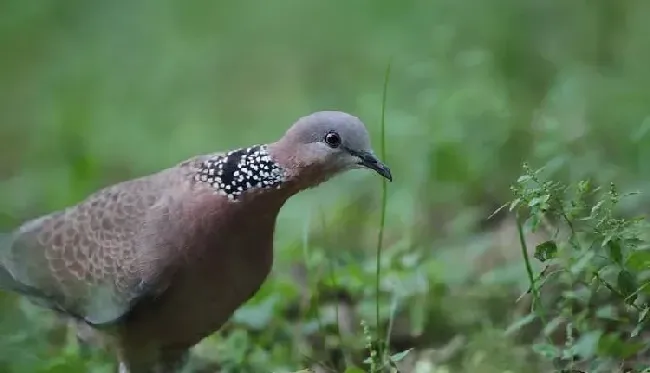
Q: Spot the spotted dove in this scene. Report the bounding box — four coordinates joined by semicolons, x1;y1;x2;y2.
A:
0;111;391;372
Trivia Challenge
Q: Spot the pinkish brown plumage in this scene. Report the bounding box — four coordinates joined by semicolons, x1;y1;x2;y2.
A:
0;111;392;373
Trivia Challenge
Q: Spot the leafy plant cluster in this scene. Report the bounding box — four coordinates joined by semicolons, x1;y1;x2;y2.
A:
506;164;650;373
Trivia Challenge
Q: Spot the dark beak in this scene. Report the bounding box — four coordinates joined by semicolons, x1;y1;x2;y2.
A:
353;150;393;182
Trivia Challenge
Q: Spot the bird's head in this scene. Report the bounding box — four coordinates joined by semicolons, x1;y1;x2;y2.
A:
194;111;392;201
269;111;392;186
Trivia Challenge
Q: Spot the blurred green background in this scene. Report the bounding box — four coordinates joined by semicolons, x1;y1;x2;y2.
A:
1;0;650;372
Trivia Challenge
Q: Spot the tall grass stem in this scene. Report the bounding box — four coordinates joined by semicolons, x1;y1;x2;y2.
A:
375;60;392;364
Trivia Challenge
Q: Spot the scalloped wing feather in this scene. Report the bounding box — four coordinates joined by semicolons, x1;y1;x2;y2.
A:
0;157;210;325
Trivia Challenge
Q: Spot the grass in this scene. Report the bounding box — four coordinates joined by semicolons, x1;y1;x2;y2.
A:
373;60;392;369
2;0;650;372
292;60;396;373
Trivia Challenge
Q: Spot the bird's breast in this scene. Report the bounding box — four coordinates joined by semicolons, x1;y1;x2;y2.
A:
122;198;280;350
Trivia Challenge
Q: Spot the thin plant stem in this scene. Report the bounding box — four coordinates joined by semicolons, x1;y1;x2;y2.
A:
516;210;562;370
375;59;392;366
516;211;542;317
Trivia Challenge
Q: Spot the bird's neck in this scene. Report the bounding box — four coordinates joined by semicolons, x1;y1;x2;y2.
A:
192;142;334;202
193;144;288;201
265;141;336;195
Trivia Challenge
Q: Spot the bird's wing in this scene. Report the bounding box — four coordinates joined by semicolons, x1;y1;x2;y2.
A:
0;157;209;325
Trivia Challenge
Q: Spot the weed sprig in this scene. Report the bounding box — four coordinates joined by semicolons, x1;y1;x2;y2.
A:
506;164;650;372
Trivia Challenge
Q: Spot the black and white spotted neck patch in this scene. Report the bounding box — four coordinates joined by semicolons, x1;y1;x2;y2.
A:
194;144;286;200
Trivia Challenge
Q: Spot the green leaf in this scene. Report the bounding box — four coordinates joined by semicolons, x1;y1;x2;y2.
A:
232;296;278;330
528;194;550;209
567;330;602;360
590;200;605;219
632;307;650;338
532;343;561;359
389;348;413;363
617;269;638;304
534;240;558;262
595;305;618;321
516;175;532;183
507;197;521;210
526;214;541;231
505;313;536;335
570;250;595;275
607;240;623;265
626;250;650;272
598;333;644;359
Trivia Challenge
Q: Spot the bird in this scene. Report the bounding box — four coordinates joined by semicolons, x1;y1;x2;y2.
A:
0;110;392;373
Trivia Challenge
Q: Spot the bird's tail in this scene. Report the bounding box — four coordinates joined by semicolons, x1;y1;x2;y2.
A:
0;232;18;292
0;232;10;252
0;232;59;305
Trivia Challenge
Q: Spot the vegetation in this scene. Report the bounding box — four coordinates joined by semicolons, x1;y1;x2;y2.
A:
2;0;650;372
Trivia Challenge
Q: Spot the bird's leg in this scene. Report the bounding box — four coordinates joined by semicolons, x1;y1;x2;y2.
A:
77;336;93;359
118;361;129;373
117;347;188;373
116;348;154;373
156;347;189;373
68;318;105;359
116;358;187;373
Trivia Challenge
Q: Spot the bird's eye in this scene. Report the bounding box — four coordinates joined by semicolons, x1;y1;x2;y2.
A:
324;132;341;148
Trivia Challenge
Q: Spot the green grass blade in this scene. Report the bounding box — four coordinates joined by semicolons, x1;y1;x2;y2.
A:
375;59;392;365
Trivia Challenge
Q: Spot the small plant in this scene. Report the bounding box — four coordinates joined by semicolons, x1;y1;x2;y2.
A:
504;164;650;372
356;319;412;373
